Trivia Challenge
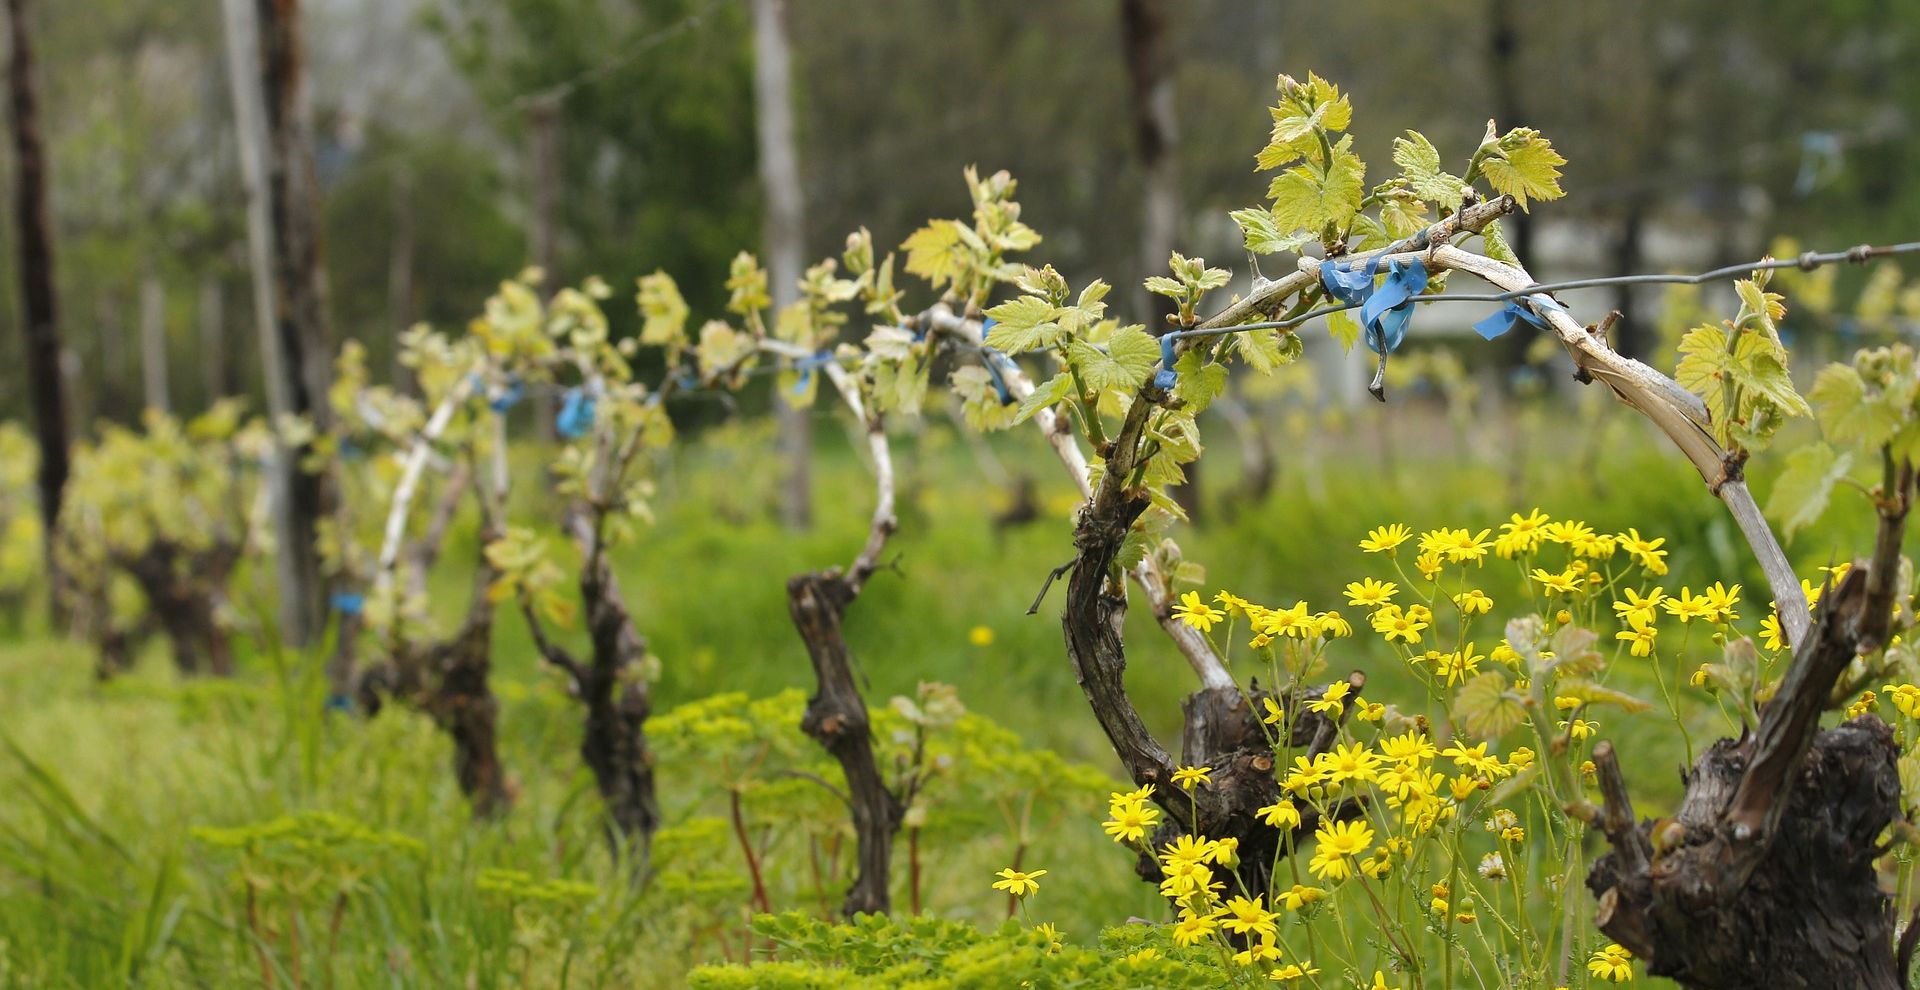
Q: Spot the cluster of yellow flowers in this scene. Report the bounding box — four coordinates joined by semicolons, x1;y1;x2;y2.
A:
1172;590;1352;646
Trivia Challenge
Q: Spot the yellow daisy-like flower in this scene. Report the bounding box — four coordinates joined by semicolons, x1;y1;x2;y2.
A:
1360;523;1411;553
1277;883;1326;911
1214;590;1253;615
1314;610;1354;638
1308;680;1351;716
968;625;995;646
1169;909;1218;946
1702;581;1742;623
1442;741;1507;778
1255;600;1318;639
1321;741;1382;785
1379;730;1437;766
991;867;1047;898
1368;970;1402;990
1173;591;1224;632
1416;551;1445;580
1588;943;1634;982
1269;961;1322;982
1759;611;1784;652
1617;528;1669;575
1611;586;1666;628
1662;587;1714;623
1345;577;1399;608
1542;519;1596;547
1102;795;1161;844
1559;717;1597;741
1257;800;1301;829
1433;643;1485;686
1171;765;1213;791
1232;937;1284;966
1218;894;1278;940
1884;682;1920;719
1531;567;1581;595
1452;589;1493;615
1373;608;1429;644
1615;616;1657;657
1308;818;1374;881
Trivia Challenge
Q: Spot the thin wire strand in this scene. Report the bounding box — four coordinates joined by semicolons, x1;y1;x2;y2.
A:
1173;240;1920;343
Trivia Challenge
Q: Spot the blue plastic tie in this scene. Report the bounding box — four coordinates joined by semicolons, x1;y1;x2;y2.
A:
1152;333;1180;390
980;348;1017;406
330;591;365;616
324;693;356;715
1320;255;1427;355
489;376;526;413
791;349;835;395
1360;258;1428;355
1471;294;1562;341
557;387;597;439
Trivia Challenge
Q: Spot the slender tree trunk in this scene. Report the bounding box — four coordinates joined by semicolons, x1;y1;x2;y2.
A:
98;294;128;420
752;0;812;530
387;168;415;391
140;272;169;413
198;273;230;401
1122;0;1197;521
523;98;559;435
222;0;328;644
788;570;900;915
4;0;69;610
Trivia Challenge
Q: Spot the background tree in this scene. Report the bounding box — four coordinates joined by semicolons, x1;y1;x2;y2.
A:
4;0;69;615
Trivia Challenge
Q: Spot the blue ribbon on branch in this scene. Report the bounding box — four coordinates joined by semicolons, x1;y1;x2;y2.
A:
488;376;526;413
1471;294;1568;341
1153;333;1180;390
557;387;597;439
1320;255;1429;355
791;349;836;395
330;591;365;616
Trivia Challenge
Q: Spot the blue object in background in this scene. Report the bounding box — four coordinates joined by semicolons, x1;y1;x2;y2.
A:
557;388;597;439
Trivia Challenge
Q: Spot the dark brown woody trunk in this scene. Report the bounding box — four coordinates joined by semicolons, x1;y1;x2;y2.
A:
1059;385;1353;904
123;542;238;677
521;512;661;872
788;570;901;916
1586;462;1913;989
577;554;659;865
5;0;72;617
358;542;511;820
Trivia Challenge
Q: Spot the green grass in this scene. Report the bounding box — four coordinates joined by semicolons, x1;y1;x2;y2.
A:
0;400;1882;988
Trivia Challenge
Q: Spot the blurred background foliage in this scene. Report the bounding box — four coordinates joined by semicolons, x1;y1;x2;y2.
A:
3;0;1918;424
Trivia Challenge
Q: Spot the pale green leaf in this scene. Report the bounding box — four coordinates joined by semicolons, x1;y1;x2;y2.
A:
1766;442;1852;538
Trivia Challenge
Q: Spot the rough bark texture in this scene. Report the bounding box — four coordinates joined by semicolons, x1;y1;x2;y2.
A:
575;553;660;861
6;0;71;614
358;544;511;820
1587;557;1906;989
254;0;333;644
523;515;661;870
788;569;901;916
121;542;239;677
1059;382;1353;902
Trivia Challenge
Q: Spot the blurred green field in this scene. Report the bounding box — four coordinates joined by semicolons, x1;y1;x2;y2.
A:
0;396;1882;988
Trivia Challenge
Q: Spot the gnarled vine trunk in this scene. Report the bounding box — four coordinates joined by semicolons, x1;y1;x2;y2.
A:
577;554;659;863
788;569;902;916
1061;387;1353;903
122;541;238;677
357;542;511;820
1585;559;1907;989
